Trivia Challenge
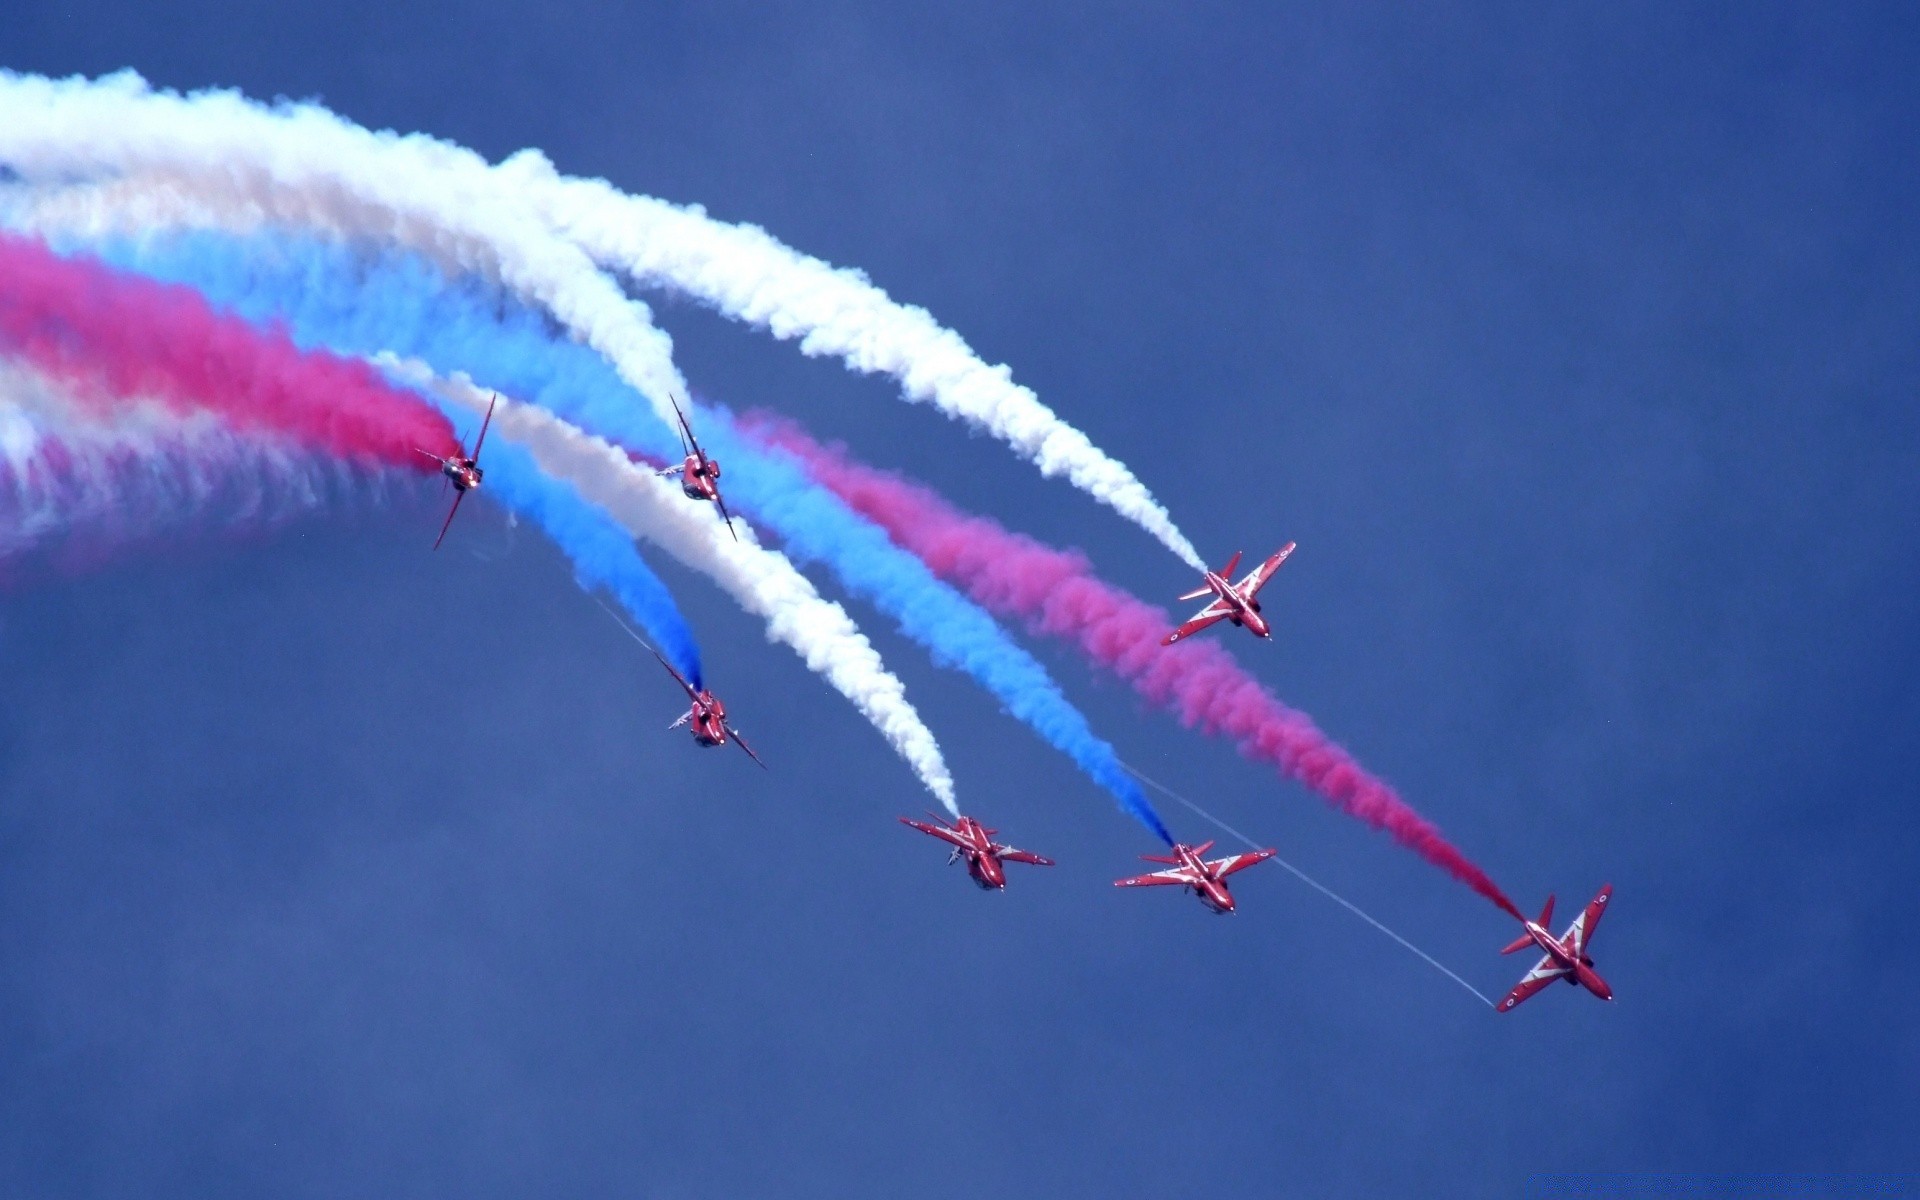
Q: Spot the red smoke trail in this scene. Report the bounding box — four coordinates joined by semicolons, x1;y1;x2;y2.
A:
0;232;458;464
746;413;1523;921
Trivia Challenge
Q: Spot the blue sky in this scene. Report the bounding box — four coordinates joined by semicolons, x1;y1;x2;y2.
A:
1;3;1915;1195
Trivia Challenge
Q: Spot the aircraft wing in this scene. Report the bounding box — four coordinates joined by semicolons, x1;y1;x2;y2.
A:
1497;954;1574;1012
1114;866;1201;888
647;645;701;701
1566;886;1612;956
1162;602;1231;645
713;490;740;542
471;394;497;460
1208;848;1277;878
670;396;699;458
899;816;967;849
432;489;467;551
1236;542;1296;596
728;725;768;769
997;847;1056;867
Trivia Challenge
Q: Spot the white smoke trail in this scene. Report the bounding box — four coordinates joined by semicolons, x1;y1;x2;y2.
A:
0;162;960;805
0;358;363;562
383;357;959;812
0;71;693;428
0;175;270;245
498;154;1208;572
0;70;1203;571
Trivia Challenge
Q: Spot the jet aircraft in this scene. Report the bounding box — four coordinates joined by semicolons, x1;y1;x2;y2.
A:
1496;886;1615;1012
1163;543;1296;645
899;813;1055;890
1113;840;1276;913
658;396;738;540
417;393;497;550
647;645;766;768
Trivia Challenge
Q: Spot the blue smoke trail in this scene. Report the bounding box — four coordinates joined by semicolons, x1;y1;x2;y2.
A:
93;230;1170;842
57;233;705;690
463;437;704;690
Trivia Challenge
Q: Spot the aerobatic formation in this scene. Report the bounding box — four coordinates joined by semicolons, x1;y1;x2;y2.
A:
0;70;1614;1013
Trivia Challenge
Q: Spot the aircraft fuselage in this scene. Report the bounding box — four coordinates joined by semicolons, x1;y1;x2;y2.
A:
680;455;721;501
1204;572;1270;638
441;456;482;491
1524;922;1613;1000
1175;847;1237;913
688;693;729;746
949;819;1006;889
967;852;1007;890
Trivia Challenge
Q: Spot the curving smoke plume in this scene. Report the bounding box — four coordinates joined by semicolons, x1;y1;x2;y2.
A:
0;70;691;435
0;70;1202;573
0;231;704;687
0;230;456;465
502;152;1208;572
396;364;958;812
0;360;363;578
69;229;1177;838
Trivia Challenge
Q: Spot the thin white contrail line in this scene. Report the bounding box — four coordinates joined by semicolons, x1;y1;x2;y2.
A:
594;593;660;657
1121;760;1496;1009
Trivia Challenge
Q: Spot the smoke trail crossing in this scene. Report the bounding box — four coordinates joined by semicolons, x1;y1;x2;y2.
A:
67;229;1171;837
502;153;1208;572
0;71;693;437
393;363;958;811
747;415;1524;919
0;231;458;466
1121;761;1497;1007
49;226;953;806
0;227;704;689
0;72;1201;569
424;422;708;692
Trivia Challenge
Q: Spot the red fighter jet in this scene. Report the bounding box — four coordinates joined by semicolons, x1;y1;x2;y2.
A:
1113;840;1277;913
657;397;738;540
899;813;1056;890
1496;886;1615;1012
646;645;766;768
1163;543;1297;645
417;394;497;550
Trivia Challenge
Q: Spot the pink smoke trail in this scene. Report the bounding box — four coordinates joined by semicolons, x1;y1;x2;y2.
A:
0;231;459;465
745;412;1523;921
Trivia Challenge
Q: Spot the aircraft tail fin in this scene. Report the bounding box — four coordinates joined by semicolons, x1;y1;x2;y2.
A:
1500;932;1535;955
1538;895;1556;930
1218;550;1243;580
